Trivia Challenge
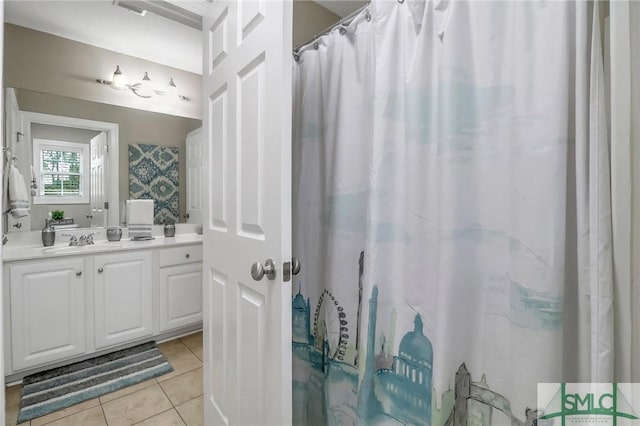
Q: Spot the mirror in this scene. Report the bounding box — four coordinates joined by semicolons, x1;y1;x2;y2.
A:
5;88;201;232
3;18;202;234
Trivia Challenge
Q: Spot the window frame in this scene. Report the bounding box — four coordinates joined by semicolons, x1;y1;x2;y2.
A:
32;138;90;205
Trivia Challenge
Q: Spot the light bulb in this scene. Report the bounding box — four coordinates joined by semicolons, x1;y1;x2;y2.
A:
111;65;128;90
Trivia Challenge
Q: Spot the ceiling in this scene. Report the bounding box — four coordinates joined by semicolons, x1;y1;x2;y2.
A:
4;0;367;76
4;1;204;74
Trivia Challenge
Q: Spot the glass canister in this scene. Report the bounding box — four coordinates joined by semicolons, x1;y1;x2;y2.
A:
106;227;122;241
164;223;176;237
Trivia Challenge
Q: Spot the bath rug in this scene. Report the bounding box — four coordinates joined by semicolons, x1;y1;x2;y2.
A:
17;341;173;423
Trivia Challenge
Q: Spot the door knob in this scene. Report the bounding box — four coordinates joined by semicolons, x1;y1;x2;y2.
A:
98;267;104;273
251;259;276;281
292;258;301;275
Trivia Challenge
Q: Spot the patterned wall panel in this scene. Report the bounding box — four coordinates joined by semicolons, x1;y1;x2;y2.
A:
129;143;179;224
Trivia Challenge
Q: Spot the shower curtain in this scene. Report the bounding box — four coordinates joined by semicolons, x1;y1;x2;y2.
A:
292;1;611;425
609;0;640;382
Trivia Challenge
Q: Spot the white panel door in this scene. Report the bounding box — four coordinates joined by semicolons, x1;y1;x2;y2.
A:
203;1;292;425
10;259;86;370
90;132;108;228
94;251;153;349
186;127;203;224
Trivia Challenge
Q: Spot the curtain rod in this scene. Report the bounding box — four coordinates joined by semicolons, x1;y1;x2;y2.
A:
293;2;371;54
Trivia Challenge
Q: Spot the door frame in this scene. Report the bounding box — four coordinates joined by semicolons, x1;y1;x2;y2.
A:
21;112;119;226
1;3;6;422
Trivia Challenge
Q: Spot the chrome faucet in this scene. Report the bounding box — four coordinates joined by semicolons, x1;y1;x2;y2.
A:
61;233;97;246
77;233;96;246
62;234;78;246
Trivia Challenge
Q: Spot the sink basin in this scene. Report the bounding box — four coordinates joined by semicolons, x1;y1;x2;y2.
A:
43;242;123;254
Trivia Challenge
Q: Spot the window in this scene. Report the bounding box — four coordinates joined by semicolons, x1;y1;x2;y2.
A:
33;139;90;204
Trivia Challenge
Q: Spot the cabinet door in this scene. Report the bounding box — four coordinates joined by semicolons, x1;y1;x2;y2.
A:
10;259;85;370
94;251;153;349
159;262;203;332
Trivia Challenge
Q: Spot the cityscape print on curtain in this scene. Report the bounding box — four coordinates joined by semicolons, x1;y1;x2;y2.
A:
293;253;437;425
292;0;609;425
129;143;179;224
292;255;542;425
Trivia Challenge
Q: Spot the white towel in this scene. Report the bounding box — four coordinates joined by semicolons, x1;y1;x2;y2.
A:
7;164;29;218
127;199;154;239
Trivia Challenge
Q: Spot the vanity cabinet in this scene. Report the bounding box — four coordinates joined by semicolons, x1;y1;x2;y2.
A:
4;241;202;377
9;258;86;370
158;245;203;332
93;251;153;349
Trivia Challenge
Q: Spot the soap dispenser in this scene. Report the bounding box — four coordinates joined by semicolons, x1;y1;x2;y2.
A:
42;219;55;247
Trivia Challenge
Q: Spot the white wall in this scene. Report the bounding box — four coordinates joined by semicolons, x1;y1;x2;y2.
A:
293;0;341;48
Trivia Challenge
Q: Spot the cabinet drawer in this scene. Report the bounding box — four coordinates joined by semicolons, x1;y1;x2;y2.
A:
159;245;203;267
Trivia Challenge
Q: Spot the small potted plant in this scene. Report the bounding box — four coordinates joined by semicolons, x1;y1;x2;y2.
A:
51;210;64;221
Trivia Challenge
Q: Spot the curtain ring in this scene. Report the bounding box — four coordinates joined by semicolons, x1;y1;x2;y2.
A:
293;52;300;62
339;27;346;35
398;0;405;3
313;42;319;50
365;11;371;22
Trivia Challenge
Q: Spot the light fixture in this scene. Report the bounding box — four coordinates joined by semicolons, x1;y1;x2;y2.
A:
96;66;188;101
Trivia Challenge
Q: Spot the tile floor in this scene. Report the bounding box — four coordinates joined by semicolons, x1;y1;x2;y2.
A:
5;332;204;426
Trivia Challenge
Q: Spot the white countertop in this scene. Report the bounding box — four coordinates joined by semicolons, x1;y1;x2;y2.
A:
3;234;202;262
